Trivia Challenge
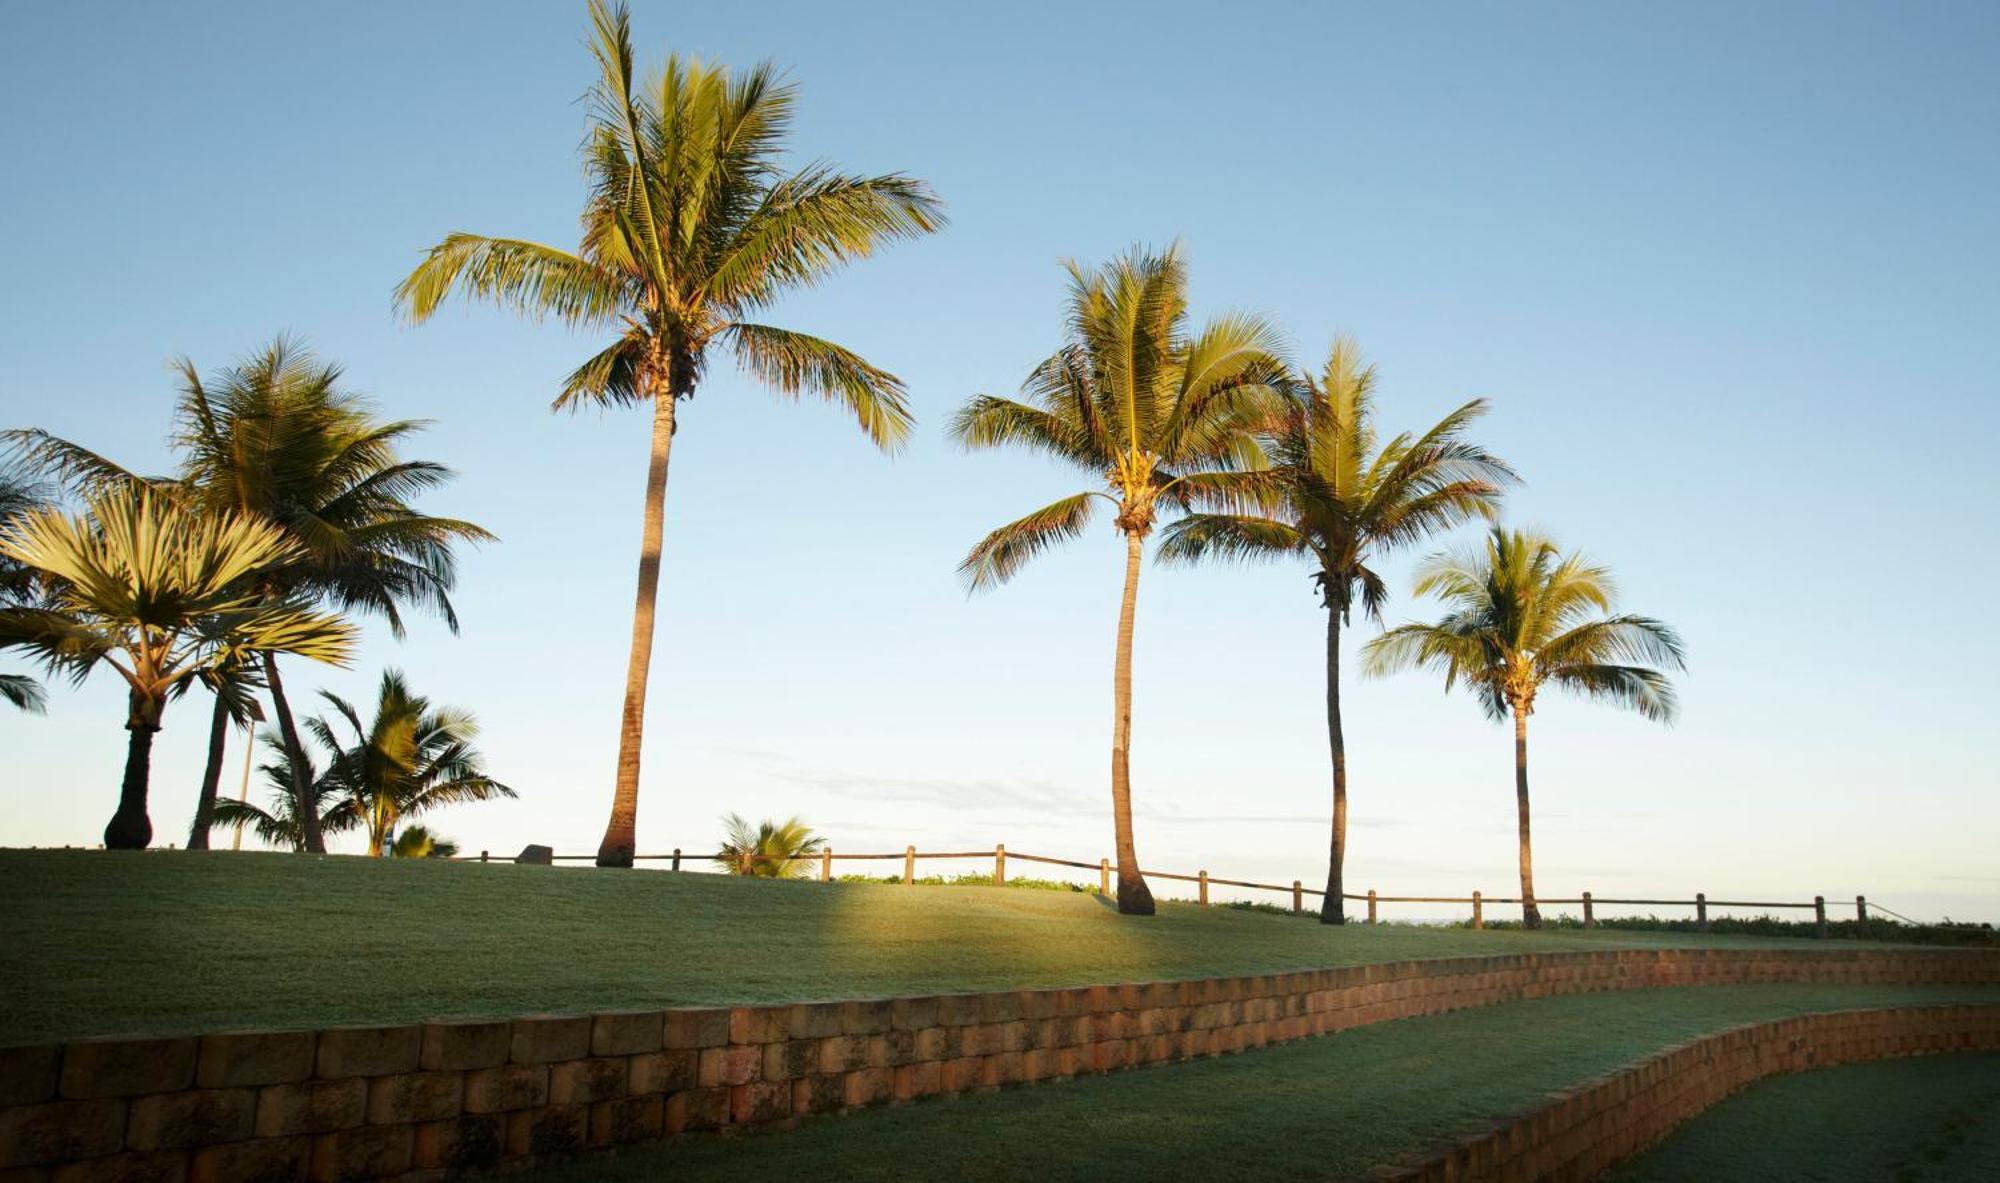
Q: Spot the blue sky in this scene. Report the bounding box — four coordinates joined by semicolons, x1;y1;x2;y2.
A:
3;1;1996;921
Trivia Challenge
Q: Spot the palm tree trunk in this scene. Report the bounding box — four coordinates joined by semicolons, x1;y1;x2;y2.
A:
185;690;229;850
1514;707;1540;929
106;690;157;850
263;652;324;854
597;390;677;868
1109;529;1155;916
1319;605;1347;924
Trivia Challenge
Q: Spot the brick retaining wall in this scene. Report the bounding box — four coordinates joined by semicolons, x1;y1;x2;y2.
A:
1374;1003;2000;1182
1;946;1995;1181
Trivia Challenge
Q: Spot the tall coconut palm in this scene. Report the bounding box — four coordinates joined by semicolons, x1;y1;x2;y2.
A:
11;340;495;853
1362;528;1685;927
395;1;943;868
1159;339;1513;923
0;488;356;848
714;813;826;878
301;669;513;856
951;245;1292;915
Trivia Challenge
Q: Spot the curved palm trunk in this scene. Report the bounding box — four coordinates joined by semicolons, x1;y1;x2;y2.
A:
185;690;229;850
1109;529;1155;916
1514;708;1540;929
263;652;324;854
597;391;677;868
106;690;158;850
1319;607;1347;924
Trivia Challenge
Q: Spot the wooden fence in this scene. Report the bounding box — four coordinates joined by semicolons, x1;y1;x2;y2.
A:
469;842;1874;938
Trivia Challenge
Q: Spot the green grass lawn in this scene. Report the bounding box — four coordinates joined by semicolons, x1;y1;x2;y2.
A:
0;849;1876;1043
520;985;2000;1182
1607;1052;2000;1182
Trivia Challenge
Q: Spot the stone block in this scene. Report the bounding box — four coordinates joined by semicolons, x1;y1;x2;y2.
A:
868;1029;917;1068
697;1046;759;1088
196;1032;315;1089
508;1017;589;1065
730;1082;790;1125
626;1050;696;1096
662;1009;730;1050
761;1040;818;1083
840;1000;892;1036
841;1068;891;1107
786;1003;843;1041
188;1136;310;1183
790;1075;842;1117
504;1106;585;1158
410;1116;501;1172
663;1088;728;1134
308;1125;411;1182
364;1073;461;1125
126;1089;255;1150
588;1097;662;1147
0;1100;127;1168
893;1061;941;1101
890;997;938;1031
61;1038;196;1100
460;1065;546;1114
417;1021;509;1072
314;1027;419;1080
0;1048;60;1107
589;1012;662;1058
728;1007;789;1045
254;1080;365;1137
815;1037;867;1076
547;1058;625;1106
51;1149;187;1183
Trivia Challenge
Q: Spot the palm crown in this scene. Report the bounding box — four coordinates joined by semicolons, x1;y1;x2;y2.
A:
715;813;827;879
395;0;944;439
1364;527;1686;721
951;243;1294;585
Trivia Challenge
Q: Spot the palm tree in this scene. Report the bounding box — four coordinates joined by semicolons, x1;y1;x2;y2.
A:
300;669;513;856
10;339;494;853
0;465;52;712
185;661;264;850
396;1;942;868
0;488;356;848
951;245;1292;915
1362;528;1685;927
715;813;826;878
1159;339;1513;923
391;825;459;859
212;738;357;850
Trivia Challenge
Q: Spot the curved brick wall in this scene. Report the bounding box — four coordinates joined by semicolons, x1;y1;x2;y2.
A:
1375;1003;2000;1182
0;946;1994;1181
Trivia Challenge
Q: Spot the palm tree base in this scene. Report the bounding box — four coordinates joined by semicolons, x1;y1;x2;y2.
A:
103;810;151;851
1319;902;1347;925
595;844;635;869
1521;904;1542;930
1116;876;1156;916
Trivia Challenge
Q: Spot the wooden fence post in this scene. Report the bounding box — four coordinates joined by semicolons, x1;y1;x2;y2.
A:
1472;891;1483;930
820;848;832;882
1198;870;1209;906
1367;889;1377;924
995;844;1006;887
479;850;489;863
1582;891;1594;929
903;845;916;885
1856;895;1867;936
670;847;681;872
738;851;752;875
1814;895;1827;938
1100;858;1111;897
1696;892;1708;933
1292;881;1303;914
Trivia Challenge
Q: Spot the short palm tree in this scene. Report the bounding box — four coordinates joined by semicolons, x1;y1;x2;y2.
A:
714;813;826;878
1159;339;1513;923
213;740;356;850
300;669;513;856
396;0;944;869
391;825;459;859
1363;528;1685;927
951;245;1293;915
10;339;493;853
0;488;355;848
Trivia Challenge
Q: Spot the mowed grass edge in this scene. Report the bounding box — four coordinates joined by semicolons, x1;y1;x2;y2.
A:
0;849;1886;1043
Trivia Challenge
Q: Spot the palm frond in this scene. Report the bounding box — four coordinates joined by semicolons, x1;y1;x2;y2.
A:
958;492;1101;592
726;323;914;450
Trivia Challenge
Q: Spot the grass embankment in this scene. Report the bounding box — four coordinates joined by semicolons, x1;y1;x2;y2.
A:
1608;1053;2000;1182
0;849;1903;1043
522;985;2000;1183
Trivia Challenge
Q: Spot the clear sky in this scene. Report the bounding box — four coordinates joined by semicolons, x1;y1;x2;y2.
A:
2;2;1996;923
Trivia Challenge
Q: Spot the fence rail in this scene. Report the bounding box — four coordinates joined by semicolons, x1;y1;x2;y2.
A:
464;842;1883;937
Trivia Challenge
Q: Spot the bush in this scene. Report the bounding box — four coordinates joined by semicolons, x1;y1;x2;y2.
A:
1457;913;1999;946
833;872;1093;892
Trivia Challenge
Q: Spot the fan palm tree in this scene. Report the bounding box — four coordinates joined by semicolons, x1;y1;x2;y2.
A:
0;488;356;848
715;813;825;878
1159;339;1514;922
9;339;493;853
1362;528;1685;927
301;669;513;856
950;245;1293;915
0;466;52;712
396;0;942;868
